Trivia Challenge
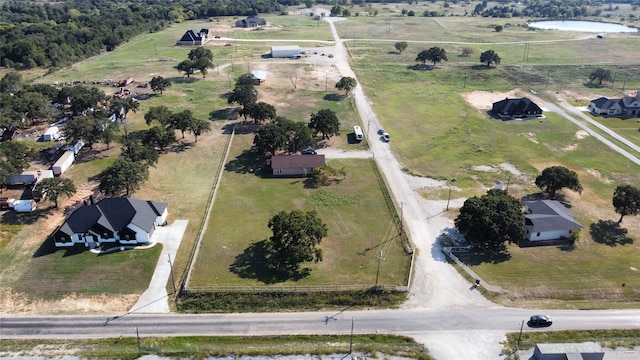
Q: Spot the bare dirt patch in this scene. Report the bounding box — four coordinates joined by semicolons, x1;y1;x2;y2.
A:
575;130;589;139
461;90;520;111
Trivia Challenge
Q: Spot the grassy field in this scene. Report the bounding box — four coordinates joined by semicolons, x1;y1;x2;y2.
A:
3;9;640;311
347;16;640;307
0;334;433;360
189;134;408;287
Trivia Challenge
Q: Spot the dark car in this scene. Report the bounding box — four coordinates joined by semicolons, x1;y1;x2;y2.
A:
301;148;317;155
528;315;552;327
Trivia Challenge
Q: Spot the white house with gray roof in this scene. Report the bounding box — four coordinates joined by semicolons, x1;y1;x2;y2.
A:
52;197;168;248
523;200;583;241
588;92;640;118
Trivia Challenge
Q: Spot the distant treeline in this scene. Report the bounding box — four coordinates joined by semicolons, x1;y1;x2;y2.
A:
0;0;282;70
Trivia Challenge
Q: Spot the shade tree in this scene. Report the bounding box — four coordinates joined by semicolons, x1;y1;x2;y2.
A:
535;166;583;199
455;189;525;254
34;177;76;208
309;109;340;140
149;76;171;94
613;184;640;224
335;76;357;96
480;50;501;67
416;47;447;67
98;157;149;196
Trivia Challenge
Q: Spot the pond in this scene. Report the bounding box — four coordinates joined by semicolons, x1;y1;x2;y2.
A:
528;20;638;33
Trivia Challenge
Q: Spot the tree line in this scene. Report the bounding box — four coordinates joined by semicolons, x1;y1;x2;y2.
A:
0;0;282;70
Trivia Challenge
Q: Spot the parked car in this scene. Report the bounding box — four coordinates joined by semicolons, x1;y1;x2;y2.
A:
377;128;386;135
381;132;390;142
301;148;317;155
528;315;552;327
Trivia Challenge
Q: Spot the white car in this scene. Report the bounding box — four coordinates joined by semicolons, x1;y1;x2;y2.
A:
381;132;390;142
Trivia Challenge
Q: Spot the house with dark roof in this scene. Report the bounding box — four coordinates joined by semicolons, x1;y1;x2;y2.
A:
587;92;640;118
177;28;212;46
491;97;543;120
533;342;603;360
235;16;266;28
271;154;326;177
52;197;168;248
523;200;583;241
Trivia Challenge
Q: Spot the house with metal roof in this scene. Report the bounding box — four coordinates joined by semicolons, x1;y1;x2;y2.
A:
533;342;603;360
271;154;325;177
52;197;168;248
491;97;543;120
588;92;640;118
523;199;583;241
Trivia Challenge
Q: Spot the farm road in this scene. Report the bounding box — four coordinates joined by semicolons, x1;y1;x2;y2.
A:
324;16;499;360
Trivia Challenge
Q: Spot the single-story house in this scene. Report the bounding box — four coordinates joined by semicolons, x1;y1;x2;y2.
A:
523;199;583;241
587;91;640;118
270;45;301;58
251;70;267;85
533;342;603;360
235;16;266;28
177;28;212;46
492;97;543;120
271;154;326;177
52;197;168;248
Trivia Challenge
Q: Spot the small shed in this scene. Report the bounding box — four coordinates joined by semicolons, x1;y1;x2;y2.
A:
251;70;267;84
271;154;325;177
534;342;603;360
270;45;301;58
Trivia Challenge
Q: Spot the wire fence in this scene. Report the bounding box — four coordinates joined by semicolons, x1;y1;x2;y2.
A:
442;246;503;293
186;284;409;293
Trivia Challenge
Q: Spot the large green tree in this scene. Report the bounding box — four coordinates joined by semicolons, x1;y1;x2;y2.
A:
266;210;327;273
589;68;613;86
335;76;356;96
455;189;525;253
98;157;149;196
188;118;211;143
309;109;340;140
613;184;640;224
228;84;258;111
416;47;447;66
394;41;408;54
149;76;171;95
144;105;173;127
0;141;37;181
176;59;195;78
188;47;214;78
34;177;76;208
535;166;583;199
243;102;276;124
479;50;501;67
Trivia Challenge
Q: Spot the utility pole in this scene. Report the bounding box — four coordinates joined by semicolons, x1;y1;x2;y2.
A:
349;317;355;354
375;249;384;287
167;253;177;294
506;175;511;192
399;202;404;235
545;70;550;88
446;186;452;211
622;77;628;92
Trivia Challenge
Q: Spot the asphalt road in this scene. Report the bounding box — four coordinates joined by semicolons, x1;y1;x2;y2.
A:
2;308;640;339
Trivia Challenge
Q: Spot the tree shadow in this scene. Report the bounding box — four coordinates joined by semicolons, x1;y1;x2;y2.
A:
229;240;311;284
165;77;200;84
590;220;633;246
407;64;434;71
470;64;494;70
210;107;239;121
457;249;511;265
583;82;606;89
323;93;343;101
224;148;266;176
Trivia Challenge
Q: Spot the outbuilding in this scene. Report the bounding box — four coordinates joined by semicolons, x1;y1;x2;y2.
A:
270;45;301;58
533;342;603;360
271;154;325;177
43;126;61;141
52;151;75;176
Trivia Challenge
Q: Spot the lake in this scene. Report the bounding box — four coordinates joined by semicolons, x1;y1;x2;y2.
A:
528;20;638;33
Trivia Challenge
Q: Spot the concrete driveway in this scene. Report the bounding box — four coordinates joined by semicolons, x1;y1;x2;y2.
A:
129;220;188;314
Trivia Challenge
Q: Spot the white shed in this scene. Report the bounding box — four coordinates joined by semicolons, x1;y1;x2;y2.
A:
270;45;300;58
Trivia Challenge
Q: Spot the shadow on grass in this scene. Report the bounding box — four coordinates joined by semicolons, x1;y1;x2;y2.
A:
323;93;343;101
224;148;267;176
456;249;511;265
32;236;59;257
165;76;200;84
590;220;634;246
407;64;434;71
470;64;495;70
229;240;311;284
210;107;239;121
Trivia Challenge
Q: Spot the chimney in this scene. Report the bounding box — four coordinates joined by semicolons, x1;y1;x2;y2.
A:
89;195;95;205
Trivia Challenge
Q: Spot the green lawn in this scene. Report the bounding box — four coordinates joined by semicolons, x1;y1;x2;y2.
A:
189;134;409;287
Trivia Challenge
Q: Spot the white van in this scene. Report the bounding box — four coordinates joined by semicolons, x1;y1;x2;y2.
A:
353;125;364;142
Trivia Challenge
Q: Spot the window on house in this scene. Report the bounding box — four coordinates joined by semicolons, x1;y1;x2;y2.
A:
125;234;130;240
